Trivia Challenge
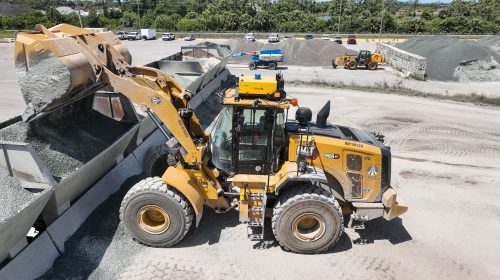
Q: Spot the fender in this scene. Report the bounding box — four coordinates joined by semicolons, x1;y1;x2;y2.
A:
161;166;206;227
275;167;348;203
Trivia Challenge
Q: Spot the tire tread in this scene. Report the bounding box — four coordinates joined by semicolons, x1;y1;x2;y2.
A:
119;177;193;247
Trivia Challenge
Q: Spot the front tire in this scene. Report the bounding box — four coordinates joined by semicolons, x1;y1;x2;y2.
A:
272;186;343;254
249;62;257;70
120;177;193;247
348;61;358;70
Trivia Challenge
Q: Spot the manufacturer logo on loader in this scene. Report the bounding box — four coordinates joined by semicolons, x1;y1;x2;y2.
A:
367;165;378;177
324;153;340;159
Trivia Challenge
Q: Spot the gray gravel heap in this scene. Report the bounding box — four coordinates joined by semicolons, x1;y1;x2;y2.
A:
0;98;131;182
226;39;357;66
0;169;40;224
397;36;500;82
478;35;500;51
16;53;74;113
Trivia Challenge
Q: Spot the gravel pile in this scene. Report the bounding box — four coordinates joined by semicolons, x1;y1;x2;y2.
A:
0;98;131;182
0;169;41;224
16;54;75;113
39;175;145;279
397;36;500;82
478;35;500;51
225;39;356;66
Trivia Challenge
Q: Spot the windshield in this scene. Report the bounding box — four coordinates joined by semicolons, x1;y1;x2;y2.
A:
210;107;234;172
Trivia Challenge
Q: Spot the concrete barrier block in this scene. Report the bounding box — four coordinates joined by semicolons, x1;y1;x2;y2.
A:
0;232;60;280
46;153;142;252
377;42;427;80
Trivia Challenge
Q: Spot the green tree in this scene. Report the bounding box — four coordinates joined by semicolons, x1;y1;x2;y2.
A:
152;15;176;30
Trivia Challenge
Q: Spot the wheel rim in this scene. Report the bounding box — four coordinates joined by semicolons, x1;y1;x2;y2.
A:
292;213;326;242
137;205;170;234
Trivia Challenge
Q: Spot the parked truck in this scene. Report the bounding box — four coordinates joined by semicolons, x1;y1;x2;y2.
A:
141;29;156;40
233;49;284;70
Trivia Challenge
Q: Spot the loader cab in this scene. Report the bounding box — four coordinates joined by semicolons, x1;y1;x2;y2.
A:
210;74;288;175
210;105;286;175
358;50;371;63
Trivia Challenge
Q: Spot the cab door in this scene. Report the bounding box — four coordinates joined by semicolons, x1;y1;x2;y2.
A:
232;107;286;175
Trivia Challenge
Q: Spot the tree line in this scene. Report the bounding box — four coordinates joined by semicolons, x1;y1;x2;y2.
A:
1;0;499;34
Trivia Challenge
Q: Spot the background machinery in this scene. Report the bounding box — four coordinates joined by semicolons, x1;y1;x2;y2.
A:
333;50;384;70
13;24;406;254
233;48;283;70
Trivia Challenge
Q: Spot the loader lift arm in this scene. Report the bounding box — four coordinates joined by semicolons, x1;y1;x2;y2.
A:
16;24;205;164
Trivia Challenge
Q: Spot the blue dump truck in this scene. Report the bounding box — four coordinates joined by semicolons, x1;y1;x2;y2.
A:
233;49;284;70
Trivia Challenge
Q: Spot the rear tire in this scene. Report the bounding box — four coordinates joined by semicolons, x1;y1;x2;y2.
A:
272;185;343;254
249;62;257;70
120;177;193;247
269;62;277;70
347;61;358;70
367;61;378;70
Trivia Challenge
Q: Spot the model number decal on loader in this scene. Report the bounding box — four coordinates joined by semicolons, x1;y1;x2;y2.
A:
324;153;340;159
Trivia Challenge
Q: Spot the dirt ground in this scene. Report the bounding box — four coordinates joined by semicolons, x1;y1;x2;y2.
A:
40;87;500;280
1;38;500;279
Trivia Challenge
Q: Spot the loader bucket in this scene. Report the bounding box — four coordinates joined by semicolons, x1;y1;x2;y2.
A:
14;24;131;119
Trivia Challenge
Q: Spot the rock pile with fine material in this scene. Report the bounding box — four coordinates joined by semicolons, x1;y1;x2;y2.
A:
225;39;357;66
397;36;500;82
0;169;41;223
0;98;131;182
478;35;500;51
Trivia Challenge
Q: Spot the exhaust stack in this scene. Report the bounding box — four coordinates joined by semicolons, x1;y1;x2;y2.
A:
316;100;330;128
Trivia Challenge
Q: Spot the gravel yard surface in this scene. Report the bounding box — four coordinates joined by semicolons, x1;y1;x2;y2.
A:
39;87;500;280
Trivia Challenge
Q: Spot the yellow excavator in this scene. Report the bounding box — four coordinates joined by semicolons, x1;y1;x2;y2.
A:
14;24;406;254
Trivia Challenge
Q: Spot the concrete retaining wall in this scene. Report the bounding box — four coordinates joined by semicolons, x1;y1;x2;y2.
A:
377;42;427;80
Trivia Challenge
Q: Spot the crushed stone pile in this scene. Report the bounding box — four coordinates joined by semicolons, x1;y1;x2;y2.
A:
16;54;77;113
0;98;131;182
225;39;357;67
0;169;41;223
397;36;500;82
478;35;500;51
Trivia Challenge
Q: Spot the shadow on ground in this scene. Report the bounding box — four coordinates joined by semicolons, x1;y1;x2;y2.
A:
352;217;412;245
176;206;240;247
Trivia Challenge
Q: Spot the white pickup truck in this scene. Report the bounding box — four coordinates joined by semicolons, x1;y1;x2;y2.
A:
162;33;176;41
127;31;141;40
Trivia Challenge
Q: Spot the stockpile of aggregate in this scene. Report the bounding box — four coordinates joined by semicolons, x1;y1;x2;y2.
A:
0;98;131;182
397;36;500;82
0;169;41;224
225;39;357;66
478;35;500;51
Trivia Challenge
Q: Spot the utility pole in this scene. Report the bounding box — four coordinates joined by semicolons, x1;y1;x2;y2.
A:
413;0;418;35
379;0;385;42
337;0;343;34
77;0;83;28
137;0;141;29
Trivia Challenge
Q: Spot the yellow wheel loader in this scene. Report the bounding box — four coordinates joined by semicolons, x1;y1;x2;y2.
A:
15;24;406;254
333;50;384;70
